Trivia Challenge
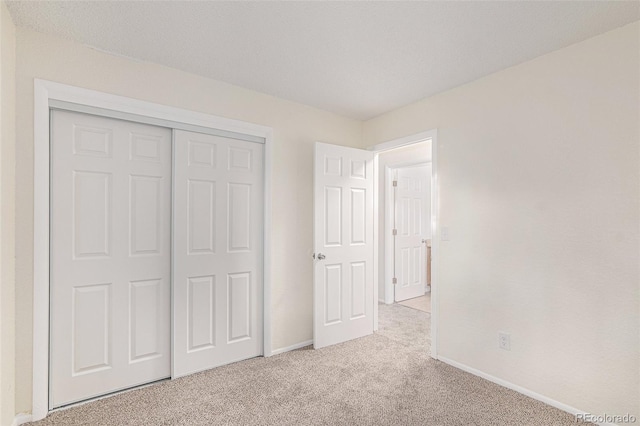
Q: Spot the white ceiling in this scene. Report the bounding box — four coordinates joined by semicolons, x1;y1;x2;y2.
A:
6;1;639;120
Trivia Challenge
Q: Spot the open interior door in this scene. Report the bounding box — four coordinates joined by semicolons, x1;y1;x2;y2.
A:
314;142;374;349
394;164;431;302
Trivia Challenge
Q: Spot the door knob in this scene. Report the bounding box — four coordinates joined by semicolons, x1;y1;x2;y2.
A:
317;253;326;260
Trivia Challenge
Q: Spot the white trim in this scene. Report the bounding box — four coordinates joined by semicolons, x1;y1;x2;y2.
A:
48;100;266;144
169;130;177;377
437;356;616;426
372;155;379;331
38;80;271;137
33;80;50;421
270;340;313;356
370;129;438;359
430;132;439;359
33;79;273;420
12;413;33;426
369;130;435;153
263;129;273;357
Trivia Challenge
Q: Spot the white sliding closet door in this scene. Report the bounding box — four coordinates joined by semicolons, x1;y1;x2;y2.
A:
50;110;171;408
173;130;264;377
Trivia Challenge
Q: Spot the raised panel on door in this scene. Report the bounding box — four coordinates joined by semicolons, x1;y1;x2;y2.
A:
130;176;162;255
188;180;216;254
130;132;163;163
73;171;112;258
173;130;263;378
188;275;216;351
324;264;342;325
72;283;111;375
129;279;163;363
350;189;366;245
50;110;171;408
350;262;366;319
228;184;252;252
400;247;410;287
412;198;423;236
73;124;112;157
228;272;251;342
325;187;342;246
314;142;374;349
398;197;409;236
228;146;252;172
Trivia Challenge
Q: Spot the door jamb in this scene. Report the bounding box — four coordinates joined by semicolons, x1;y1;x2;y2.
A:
33;79;274;421
369;129;439;360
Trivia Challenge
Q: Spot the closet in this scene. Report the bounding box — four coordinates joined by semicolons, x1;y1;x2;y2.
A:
49;109;264;408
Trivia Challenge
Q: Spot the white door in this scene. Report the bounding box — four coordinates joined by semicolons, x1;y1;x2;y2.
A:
313;142;374;349
50;110;171;408
173;130;263;377
394;164;431;302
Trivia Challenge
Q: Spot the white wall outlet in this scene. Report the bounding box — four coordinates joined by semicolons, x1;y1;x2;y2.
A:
498;332;511;351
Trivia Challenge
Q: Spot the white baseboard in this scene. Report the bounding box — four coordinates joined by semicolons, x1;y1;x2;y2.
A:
12;413;33;426
271;340;313;356
437;356;619;426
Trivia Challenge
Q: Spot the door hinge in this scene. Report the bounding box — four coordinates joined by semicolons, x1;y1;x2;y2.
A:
392;229;397;236
392;180;397;187
392;277;397;285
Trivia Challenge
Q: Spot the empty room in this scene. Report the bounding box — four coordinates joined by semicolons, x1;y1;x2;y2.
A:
0;1;638;425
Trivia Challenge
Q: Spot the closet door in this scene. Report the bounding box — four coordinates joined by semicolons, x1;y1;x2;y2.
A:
173;130;263;377
50;111;171;408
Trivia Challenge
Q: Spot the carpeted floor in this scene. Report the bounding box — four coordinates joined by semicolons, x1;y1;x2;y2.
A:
31;304;582;425
397;293;431;313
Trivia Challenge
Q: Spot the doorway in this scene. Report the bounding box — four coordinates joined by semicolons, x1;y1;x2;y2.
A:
371;130;438;357
376;141;432;304
310;130;438;358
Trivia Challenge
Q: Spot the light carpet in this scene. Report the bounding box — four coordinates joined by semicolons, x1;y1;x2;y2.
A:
31;304;582;425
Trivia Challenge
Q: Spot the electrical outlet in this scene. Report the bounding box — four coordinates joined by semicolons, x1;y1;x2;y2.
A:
498;332;511;351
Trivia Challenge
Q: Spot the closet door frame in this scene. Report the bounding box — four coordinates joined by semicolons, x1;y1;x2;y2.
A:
32;79;273;421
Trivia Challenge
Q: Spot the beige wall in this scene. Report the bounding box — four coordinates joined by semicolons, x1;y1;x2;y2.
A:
376;142;431;301
364;22;640;418
0;2;16;425
13;27;362;414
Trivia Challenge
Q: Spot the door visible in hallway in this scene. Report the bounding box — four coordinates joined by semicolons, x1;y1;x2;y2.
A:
313;142;374;349
394;165;430;302
50;110;171;408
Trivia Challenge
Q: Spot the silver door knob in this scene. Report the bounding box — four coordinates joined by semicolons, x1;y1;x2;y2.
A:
317;253;326;260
